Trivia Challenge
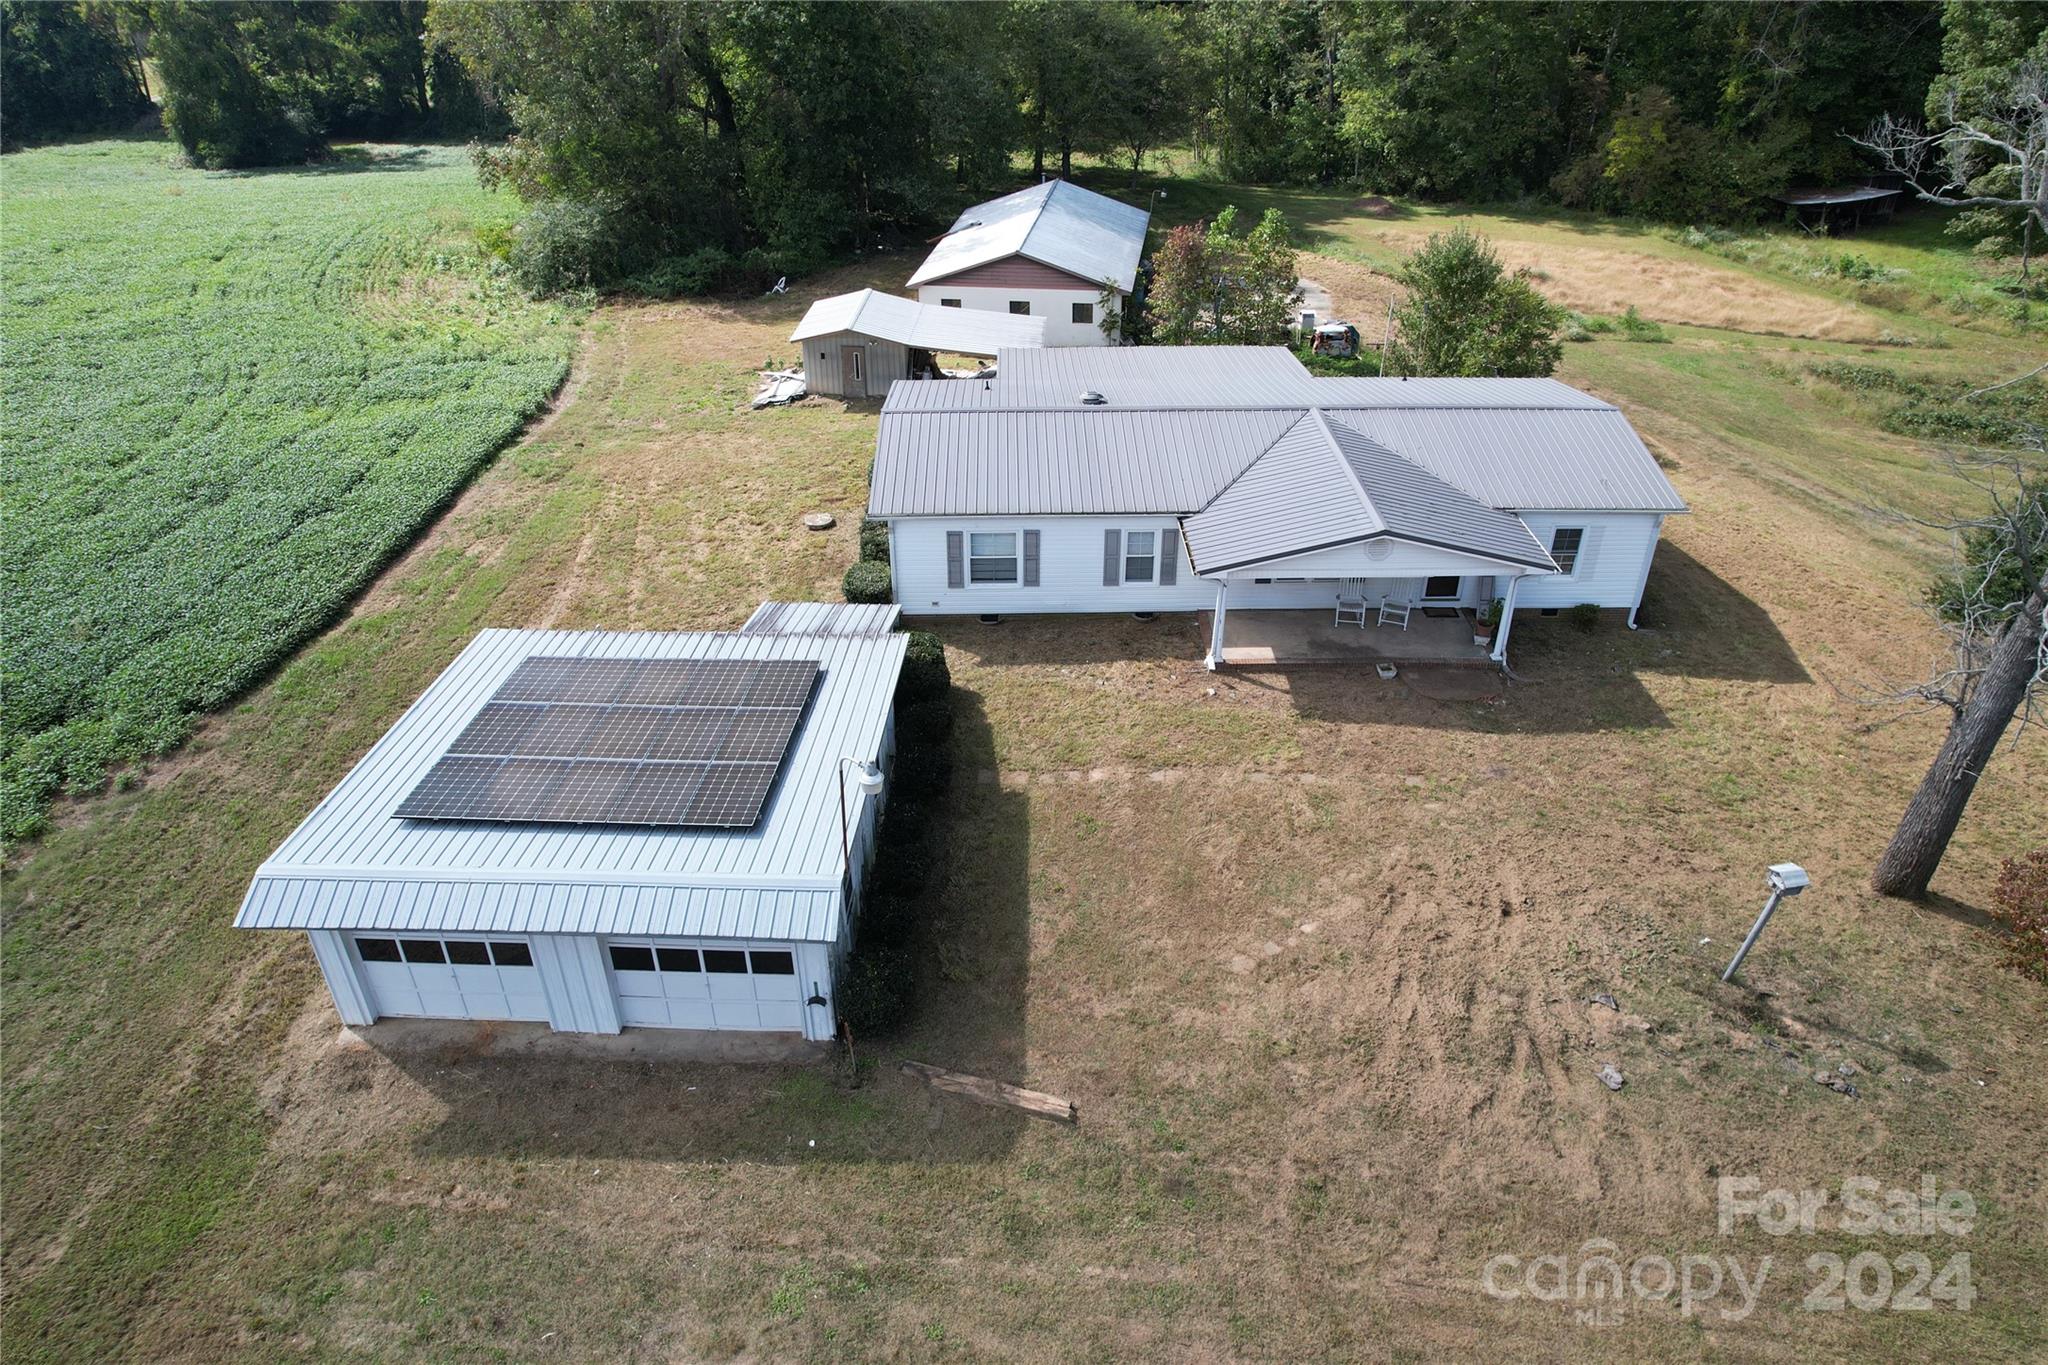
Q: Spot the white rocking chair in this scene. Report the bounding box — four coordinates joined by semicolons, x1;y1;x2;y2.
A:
1377;598;1412;631
1334;594;1368;627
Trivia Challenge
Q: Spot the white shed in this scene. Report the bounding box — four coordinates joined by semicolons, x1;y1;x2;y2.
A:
235;606;907;1042
790;288;1045;398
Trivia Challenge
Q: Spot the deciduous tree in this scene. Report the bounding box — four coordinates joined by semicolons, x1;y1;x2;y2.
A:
1869;415;2047;900
1384;229;1563;378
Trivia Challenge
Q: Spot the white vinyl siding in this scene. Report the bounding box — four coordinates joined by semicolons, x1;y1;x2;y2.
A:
1513;512;1663;610
914;284;1117;345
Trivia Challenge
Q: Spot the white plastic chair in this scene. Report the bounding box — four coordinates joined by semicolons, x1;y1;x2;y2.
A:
1334;594;1367;627
1377;598;1412;631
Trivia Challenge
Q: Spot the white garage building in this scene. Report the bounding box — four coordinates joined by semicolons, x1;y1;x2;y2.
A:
235;604;906;1042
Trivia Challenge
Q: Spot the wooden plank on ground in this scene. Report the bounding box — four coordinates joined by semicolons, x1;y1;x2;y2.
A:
900;1060;1077;1124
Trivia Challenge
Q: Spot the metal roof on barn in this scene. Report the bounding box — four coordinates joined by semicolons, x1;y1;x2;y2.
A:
789;289;1046;356
907;180;1151;292
868;346;1686;519
235;622;908;942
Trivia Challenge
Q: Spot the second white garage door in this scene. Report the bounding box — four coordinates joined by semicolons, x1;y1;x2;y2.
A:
606;940;804;1031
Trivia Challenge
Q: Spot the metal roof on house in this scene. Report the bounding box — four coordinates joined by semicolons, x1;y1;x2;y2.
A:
907;180;1151;292
236;622;908;942
790;288;1045;356
868;346;1686;519
1326;409;1685;512
1181;411;1554;574
871;408;1304;516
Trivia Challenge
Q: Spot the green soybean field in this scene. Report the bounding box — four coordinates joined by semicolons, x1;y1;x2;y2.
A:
1;140;576;840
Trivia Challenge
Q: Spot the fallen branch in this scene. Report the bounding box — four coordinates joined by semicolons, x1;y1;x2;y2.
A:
900;1060;1077;1124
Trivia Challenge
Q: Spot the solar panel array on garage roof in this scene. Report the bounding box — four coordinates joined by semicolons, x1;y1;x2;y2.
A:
392;656;821;828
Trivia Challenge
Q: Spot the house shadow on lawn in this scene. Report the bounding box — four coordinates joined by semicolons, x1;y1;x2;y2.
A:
387;686;1034;1165
1250;542;1809;733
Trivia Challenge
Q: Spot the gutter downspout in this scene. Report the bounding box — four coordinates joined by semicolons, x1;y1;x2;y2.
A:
1205;577;1229;670
1489;573;1522;669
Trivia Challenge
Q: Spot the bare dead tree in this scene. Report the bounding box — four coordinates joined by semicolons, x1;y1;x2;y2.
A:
1853;60;2047;242
1867;425;2047;900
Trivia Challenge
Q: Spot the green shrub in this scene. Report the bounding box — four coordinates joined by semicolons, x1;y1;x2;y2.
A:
843;561;893;604
1561;313;1594;343
858;889;921;949
1297;347;1383;377
510;199;627;296
837;942;917;1037
898;698;955;747
893;740;953;794
1567;602;1601;631
897;630;950;702
878;839;932;897
859;517;890;564
1617;306;1669;343
624;246;738;298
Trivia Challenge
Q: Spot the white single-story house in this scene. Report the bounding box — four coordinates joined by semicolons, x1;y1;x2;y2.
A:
234;603;906;1041
790;288;1046;398
866;347;1687;667
907;179;1150;347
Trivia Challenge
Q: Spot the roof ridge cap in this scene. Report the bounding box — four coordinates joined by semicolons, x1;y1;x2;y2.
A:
1311;408;1386;534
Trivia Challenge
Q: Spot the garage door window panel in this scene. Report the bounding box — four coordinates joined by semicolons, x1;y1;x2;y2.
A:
357;937;401;963
401;939;447;964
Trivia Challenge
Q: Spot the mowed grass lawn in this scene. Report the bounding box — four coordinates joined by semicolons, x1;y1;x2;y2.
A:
0;139;576;840
4;168;2046;1360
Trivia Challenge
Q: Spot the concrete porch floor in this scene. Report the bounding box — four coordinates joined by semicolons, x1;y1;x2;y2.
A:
1203;607;1495;667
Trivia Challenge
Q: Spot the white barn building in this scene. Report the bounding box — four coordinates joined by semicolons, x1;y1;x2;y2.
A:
235;604;906;1042
907;180;1150;347
867;347;1687;667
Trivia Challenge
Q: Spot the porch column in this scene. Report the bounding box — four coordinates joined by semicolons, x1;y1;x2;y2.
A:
1205;577;1230;670
1489;574;1522;666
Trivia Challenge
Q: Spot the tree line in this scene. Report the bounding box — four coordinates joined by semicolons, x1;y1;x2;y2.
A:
5;2;2040;291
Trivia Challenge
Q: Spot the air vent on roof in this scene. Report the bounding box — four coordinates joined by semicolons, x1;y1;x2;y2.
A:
1079;390;1106;405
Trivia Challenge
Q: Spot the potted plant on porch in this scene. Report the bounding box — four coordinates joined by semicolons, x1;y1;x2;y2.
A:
1472;597;1504;649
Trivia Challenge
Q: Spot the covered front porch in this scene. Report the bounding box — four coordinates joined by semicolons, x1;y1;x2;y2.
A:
1200;605;1493;667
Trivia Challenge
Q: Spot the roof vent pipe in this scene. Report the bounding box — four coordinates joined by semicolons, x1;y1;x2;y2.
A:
1079;390;1106;405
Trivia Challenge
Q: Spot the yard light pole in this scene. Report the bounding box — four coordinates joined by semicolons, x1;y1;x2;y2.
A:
1722;863;1810;984
838;757;886;876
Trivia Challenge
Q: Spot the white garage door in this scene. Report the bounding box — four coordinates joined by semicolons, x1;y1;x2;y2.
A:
606;940;803;1032
352;935;549;1022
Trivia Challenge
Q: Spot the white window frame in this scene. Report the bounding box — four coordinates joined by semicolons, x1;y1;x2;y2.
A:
1549;526;1585;576
938;297;962;308
1122;528;1157;584
967;529;1021;586
1008;300;1031;316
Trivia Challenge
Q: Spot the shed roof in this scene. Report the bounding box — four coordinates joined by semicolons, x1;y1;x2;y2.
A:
740;601;901;637
868;347;1686;518
236;621;908;942
1181;411;1555;574
907;180;1151;292
790;288;1046;357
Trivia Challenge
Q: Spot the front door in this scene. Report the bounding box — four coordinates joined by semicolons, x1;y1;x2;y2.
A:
840;345;866;398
